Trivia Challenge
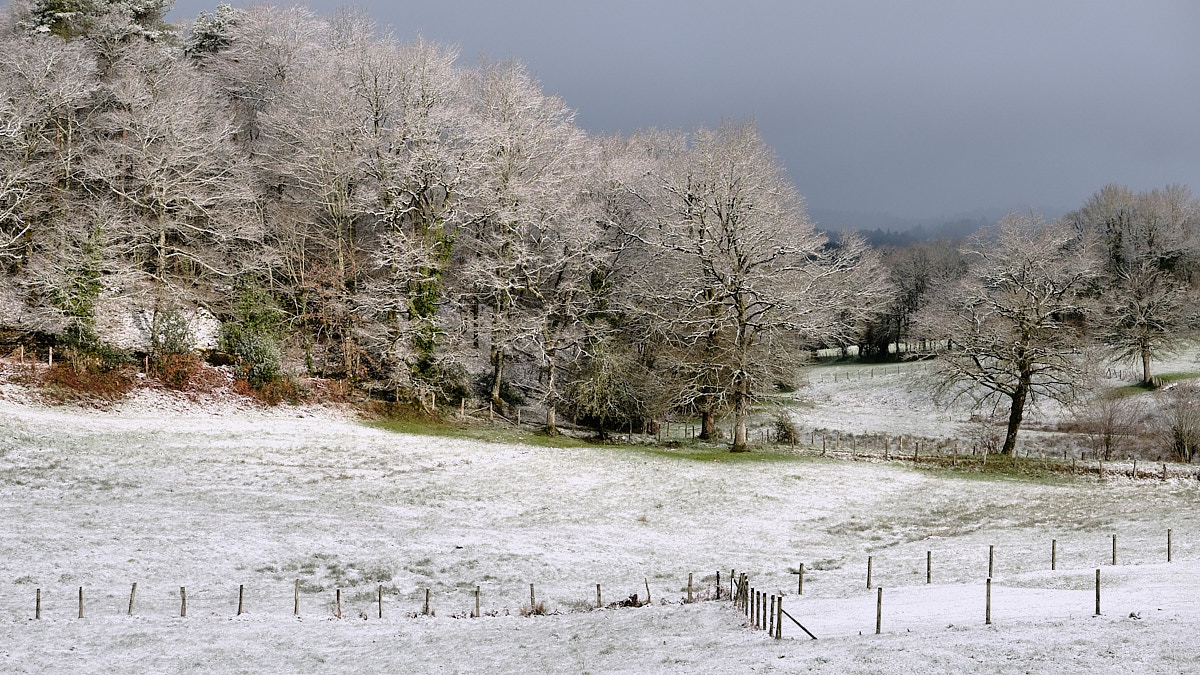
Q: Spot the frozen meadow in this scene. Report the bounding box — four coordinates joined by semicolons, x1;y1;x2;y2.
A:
2;362;1200;674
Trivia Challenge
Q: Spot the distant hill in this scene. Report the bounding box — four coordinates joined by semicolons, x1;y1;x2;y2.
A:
810;206;1067;248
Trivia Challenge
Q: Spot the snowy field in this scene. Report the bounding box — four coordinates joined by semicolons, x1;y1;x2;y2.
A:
2;363;1200;673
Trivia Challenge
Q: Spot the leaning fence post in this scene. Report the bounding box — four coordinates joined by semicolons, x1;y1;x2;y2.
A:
128;583;137;616
238;584;244;616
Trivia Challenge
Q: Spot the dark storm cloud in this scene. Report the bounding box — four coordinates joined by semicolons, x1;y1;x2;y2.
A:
168;0;1200;221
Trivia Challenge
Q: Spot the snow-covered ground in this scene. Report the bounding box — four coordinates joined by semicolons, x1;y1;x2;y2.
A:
2;362;1200;673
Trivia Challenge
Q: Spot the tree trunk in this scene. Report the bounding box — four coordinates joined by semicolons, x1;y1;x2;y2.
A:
731;377;749;452
1141;347;1152;385
543;354;558;435
732;405;748;451
700;408;716;440
1001;378;1030;457
490;348;504;407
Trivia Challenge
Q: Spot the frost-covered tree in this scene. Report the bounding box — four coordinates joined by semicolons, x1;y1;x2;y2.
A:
629;121;890;450
1066;184;1200;385
82;41;257;301
916;213;1099;457
16;0;173;41
455;60;592;408
183;2;242;57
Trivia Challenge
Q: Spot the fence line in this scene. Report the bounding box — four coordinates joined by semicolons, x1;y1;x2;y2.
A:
6;526;1184;644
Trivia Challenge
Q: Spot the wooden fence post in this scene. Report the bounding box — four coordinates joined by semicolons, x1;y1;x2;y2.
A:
474;585;479;618
35;588;40;620
78;587;84;619
769;595;775;636
799;563;804;595
424;588;430;615
927;551;932;584
181;587;187;618
688;572;693;603
530;583;535;609
128;583;137;616
596;583;602;608
776;598;783;640
238;584;244;615
294;580;300;616
1112;534;1117;565
985;578;991;625
876;587;883;634
1052;539;1057;570
988;545;994;578
1095;569;1101;616
1168;529;1173;563
379;585;384;619
867;556;873;589
336;589;342;618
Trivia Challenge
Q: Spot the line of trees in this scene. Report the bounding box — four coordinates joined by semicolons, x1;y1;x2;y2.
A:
0;1;890;449
2;2;1197;454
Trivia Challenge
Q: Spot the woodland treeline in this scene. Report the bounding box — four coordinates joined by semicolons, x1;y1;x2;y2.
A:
1;2;1198;453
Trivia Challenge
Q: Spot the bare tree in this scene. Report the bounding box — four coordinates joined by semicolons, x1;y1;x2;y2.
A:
1155;384;1200;462
629;121;890;450
870;239;967;357
83;41;258;302
455;59;591;408
915;213;1099;457
1073;395;1143;460
1066;184;1200;385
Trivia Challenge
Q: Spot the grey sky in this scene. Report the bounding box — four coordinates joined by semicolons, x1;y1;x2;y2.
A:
169;1;1200;223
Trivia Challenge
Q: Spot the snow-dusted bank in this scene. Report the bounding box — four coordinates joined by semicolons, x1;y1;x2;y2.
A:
2;383;1200;673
